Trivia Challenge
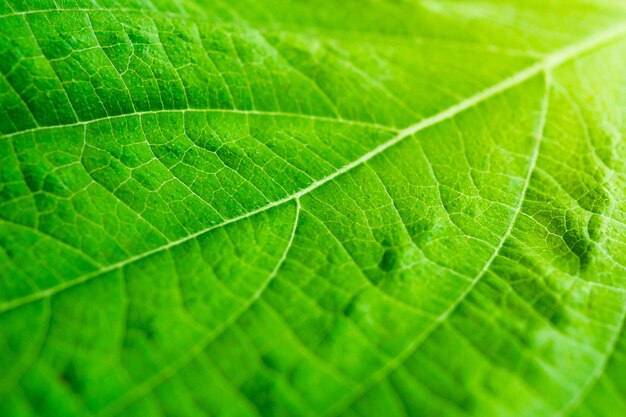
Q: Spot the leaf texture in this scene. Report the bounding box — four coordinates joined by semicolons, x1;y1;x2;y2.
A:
2;1;626;416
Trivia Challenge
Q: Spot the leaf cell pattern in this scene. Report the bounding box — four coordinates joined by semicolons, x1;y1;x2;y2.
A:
2;1;626;416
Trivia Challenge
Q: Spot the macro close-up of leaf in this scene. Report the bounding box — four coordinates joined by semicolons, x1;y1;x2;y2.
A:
2;0;626;416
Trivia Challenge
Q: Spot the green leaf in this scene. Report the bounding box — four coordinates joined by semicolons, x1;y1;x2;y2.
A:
2;1;626;416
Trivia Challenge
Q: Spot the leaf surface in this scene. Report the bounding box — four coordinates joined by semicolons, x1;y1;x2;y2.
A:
2;1;626;416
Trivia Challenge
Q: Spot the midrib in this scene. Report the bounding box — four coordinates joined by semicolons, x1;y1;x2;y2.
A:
1;20;626;315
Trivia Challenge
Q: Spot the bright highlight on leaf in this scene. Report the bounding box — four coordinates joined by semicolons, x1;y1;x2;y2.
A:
2;0;626;416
